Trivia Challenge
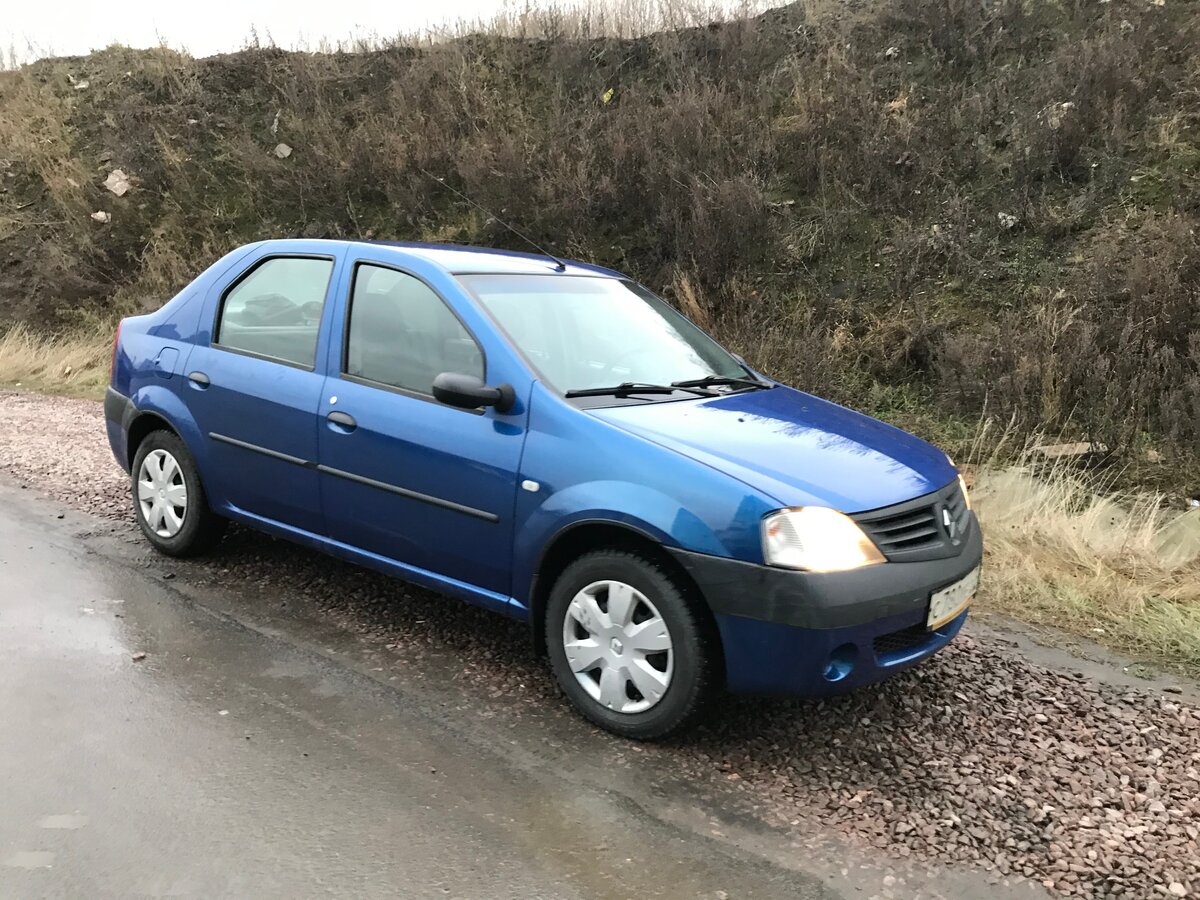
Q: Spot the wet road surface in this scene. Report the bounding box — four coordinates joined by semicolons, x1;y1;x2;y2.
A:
0;485;839;899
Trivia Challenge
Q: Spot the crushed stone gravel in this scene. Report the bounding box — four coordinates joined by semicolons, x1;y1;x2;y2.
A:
2;389;1198;898
0;391;128;519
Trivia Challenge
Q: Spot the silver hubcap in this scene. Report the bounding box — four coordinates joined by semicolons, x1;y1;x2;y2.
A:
137;449;187;538
562;580;674;714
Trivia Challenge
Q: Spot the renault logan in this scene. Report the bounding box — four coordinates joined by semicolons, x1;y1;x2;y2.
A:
105;239;982;739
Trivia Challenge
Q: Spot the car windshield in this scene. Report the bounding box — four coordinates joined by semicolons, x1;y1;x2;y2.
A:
457;274;748;395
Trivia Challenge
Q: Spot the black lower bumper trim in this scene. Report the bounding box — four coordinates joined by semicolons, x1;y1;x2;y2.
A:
104;386;133;426
668;515;982;629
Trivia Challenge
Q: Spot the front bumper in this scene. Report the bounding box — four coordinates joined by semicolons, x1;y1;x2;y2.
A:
667;515;981;695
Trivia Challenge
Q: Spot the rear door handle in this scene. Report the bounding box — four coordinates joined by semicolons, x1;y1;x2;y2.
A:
187;371;210;388
326;411;357;433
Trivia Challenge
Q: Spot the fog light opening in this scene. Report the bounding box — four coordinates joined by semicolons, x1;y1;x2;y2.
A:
823;643;858;682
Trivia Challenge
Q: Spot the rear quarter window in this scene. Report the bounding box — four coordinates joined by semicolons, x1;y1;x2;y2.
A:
216;256;333;368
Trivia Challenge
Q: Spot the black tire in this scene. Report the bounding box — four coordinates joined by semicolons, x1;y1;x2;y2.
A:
131;429;226;557
545;549;718;740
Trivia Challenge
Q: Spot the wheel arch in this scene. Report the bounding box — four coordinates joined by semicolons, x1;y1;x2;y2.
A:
528;520;721;666
125;411;181;469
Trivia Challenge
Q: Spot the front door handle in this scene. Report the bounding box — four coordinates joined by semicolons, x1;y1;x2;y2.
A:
187;371;210;389
326;411;357;433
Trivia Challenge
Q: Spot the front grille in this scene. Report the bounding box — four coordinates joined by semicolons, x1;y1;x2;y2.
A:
873;623;933;659
852;480;971;562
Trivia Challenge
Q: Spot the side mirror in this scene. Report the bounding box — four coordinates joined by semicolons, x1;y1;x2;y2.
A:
432;372;516;413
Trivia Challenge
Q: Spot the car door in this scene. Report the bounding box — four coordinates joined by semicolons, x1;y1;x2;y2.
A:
183;251;341;534
317;260;525;600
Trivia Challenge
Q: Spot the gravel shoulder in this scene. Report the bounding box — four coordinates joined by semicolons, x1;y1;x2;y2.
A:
2;390;1198;899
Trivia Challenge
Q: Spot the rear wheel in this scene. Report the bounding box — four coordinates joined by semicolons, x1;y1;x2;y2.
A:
131;430;225;557
545;549;717;740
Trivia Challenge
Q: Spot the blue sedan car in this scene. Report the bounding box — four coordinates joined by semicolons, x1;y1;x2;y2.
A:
105;239;981;739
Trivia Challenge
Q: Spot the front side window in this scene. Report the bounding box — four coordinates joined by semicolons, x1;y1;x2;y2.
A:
217;256;333;367
458;274;746;395
345;264;483;395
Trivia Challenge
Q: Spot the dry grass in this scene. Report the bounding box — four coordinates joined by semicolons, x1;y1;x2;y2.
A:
434;0;771;41
970;426;1200;673
0;325;112;398
0;69;91;223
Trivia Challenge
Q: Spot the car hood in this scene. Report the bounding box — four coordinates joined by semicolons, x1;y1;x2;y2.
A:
589;387;957;513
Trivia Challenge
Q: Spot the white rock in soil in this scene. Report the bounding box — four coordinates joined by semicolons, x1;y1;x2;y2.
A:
102;169;132;196
90;211;111;223
274;143;293;159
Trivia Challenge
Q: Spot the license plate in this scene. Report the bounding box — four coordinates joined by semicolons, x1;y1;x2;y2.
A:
927;566;980;630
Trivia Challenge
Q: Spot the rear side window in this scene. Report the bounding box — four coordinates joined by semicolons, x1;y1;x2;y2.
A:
344;265;483;395
216;257;333;368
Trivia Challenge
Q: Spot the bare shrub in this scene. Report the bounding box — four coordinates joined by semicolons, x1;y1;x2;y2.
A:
939;214;1200;457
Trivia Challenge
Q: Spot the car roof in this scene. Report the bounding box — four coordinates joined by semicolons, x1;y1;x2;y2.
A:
254;238;625;278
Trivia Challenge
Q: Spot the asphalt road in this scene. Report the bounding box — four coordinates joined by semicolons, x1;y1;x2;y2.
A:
0;483;849;899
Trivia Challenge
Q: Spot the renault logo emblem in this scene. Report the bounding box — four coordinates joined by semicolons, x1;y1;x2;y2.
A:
942;507;957;541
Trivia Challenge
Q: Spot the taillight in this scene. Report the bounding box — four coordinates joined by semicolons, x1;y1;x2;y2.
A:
110;320;123;382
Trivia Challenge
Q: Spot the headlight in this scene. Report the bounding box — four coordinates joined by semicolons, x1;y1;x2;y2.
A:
946;454;972;510
761;507;886;572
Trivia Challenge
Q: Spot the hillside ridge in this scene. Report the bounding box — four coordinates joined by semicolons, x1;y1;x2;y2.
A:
1;0;1197;471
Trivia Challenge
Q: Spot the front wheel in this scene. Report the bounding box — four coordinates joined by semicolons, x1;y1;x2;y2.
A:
545;550;718;740
131;430;226;557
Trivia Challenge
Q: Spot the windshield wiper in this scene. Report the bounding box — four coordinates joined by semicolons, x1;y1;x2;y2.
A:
671;375;772;391
565;381;718;399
